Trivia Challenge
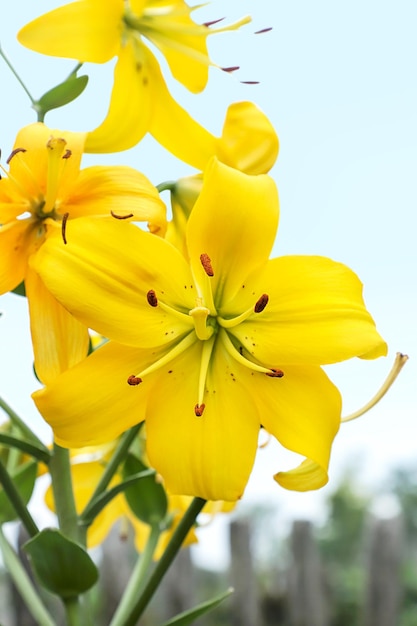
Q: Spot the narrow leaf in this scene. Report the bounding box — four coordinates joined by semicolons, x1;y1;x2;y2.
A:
0;460;37;523
161;588;234;626
0;433;50;464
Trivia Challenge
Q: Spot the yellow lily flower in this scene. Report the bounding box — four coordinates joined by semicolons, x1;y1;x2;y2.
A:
31;159;387;501
18;0;250;153
0;122;166;383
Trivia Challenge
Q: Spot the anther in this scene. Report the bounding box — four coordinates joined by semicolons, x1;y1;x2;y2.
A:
111;210;134;220
254;27;273;34
221;66;240;73
61;212;69;245
200;253;214;277
62;149;72;159
127;375;142;386
194;403;206;416
6;147;27;164
147;290;158;307
254;294;269;313
266;369;284;378
203;18;225;27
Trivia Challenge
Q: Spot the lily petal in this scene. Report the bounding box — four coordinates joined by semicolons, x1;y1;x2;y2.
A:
230;255;388;365
85;39;152;153
18;0;123;63
25;266;89;385
216;102;279;175
244;364;341;490
275;458;329;492
146;341;260;501
63;165;166;234
32;341;164;447
187;159;279;308
147;46;216;167
32;218;195;347
0;221;32;293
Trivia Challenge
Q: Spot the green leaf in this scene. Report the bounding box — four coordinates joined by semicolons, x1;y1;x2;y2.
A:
35;75;88;116
0;460;37;523
24;529;98;598
160;588;234;626
123;454;168;526
0;433;50;465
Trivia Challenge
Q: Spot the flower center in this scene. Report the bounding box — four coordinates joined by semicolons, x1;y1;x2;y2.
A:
127;254;284;416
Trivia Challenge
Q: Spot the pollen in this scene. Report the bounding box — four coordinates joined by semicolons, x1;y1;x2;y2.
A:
200;253;214;276
62;149;72;159
266;369;284;378
127;375;142;386
194;403;206;416
254;293;269;313
147;290;158;307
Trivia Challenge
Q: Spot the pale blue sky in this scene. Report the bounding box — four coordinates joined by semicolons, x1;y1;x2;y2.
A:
0;1;416;564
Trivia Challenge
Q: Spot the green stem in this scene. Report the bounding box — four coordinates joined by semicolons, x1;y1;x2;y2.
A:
63;597;85;626
157;180;177;193
0;457;39;537
0;396;48;450
49;442;80;544
109;524;161;626
123;497;206;625
0;526;55;626
80;424;142;527
0;43;36;103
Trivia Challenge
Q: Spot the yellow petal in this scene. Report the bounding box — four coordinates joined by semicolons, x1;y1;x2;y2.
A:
187;159;279;307
146;341;260;501
230;255;388;365
275;458;329;492
85;39;152;153
32;341;161;447
141;1;210;93
63;165;166;235
216;102;279;175
243;363;341;490
25;265;89;384
32;218;194;347
18;0;123;63
7;123;85;201
147;47;216;168
0;221;32;293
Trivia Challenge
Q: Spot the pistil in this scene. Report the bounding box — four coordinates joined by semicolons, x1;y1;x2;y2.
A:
42;137;68;216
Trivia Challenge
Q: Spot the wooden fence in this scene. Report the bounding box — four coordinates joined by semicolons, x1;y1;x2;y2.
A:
0;515;407;626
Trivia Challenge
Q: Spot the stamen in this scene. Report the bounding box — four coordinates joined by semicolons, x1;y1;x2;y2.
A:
240;80;260;85
266;369;284;378
254;293;269;313
127;375;142;386
129;332;197;381
194;403;206;417
220;329;283;378
196;336;216;407
61;212;69;245
111;210;134;220
144;290;192;324
6;147;27;164
200;253;214;277
254;27;273;34
147;289;158;307
342;352;408;422
62;149;72;159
